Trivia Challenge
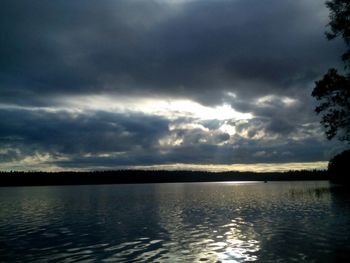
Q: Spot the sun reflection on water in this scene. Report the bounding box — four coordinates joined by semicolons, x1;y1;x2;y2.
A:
1;182;341;263
195;218;260;263
151;183;263;262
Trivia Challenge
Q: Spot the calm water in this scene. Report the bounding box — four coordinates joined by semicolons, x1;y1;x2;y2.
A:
1;181;350;262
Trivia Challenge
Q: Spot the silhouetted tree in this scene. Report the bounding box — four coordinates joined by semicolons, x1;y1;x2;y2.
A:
313;69;350;141
312;0;350;142
328;149;350;183
325;0;350;66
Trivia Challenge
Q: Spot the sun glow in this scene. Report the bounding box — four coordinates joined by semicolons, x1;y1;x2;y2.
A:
133;162;328;172
60;95;253;121
219;122;236;136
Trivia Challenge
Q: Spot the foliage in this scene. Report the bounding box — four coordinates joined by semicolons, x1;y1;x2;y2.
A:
312;0;350;142
312;68;350;141
325;0;350;66
328;149;350;182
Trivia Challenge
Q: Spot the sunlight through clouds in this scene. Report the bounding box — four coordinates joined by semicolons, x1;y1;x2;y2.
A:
0;0;345;171
133;162;328;173
60;95;253;121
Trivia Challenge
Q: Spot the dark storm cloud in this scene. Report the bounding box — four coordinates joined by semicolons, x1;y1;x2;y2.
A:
0;0;345;106
0;0;346;169
0;107;345;169
0;109;169;158
225;86;325;139
144;136;338;165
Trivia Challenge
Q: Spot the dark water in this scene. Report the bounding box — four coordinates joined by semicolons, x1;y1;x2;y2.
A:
1;181;350;262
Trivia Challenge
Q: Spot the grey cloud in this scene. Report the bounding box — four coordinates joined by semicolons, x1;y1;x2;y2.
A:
168;127;230;145
266;118;295;135
0;0;346;170
0;108;343;169
0;149;20;163
0;0;345;106
226;85;325;139
0;109;169;157
156;137;341;165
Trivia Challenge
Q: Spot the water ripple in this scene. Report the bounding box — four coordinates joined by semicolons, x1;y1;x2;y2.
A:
1;182;350;262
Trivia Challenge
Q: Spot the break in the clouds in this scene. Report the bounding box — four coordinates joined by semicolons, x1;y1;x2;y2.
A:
0;0;347;171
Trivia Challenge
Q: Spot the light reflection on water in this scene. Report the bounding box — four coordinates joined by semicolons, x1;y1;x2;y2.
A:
0;181;350;262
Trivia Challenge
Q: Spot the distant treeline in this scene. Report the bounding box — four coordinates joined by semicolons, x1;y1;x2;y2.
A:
0;170;329;187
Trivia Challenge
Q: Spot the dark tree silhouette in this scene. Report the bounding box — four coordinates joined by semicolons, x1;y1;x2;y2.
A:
328;149;350;183
325;0;350;66
312;69;350;141
312;0;350;142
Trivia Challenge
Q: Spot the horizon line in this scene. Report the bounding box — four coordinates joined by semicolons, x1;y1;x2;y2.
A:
0;161;328;173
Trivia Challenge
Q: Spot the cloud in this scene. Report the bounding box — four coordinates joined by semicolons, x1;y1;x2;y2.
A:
0;109;169;161
0;0;346;170
0;108;345;170
0;0;345;106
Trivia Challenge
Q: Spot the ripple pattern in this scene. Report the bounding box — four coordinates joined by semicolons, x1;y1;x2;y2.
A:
1;182;350;262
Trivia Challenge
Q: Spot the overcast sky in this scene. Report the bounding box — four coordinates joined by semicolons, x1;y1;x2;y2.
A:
0;0;347;171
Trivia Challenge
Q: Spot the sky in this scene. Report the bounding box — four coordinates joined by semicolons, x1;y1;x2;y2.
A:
0;0;347;172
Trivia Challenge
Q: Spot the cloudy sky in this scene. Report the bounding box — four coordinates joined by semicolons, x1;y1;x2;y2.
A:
0;0;347;171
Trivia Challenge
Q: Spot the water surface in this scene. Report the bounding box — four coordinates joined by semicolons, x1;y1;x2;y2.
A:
1;181;350;262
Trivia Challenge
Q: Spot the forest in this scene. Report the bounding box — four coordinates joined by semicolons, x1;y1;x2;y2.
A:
0;170;328;187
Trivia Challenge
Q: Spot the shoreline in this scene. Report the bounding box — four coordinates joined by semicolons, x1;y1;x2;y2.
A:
0;170;329;187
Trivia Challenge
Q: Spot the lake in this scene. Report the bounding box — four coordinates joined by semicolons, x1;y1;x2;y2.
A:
1;181;350;262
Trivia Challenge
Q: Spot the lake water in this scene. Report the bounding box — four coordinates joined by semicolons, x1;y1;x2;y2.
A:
1;181;350;262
